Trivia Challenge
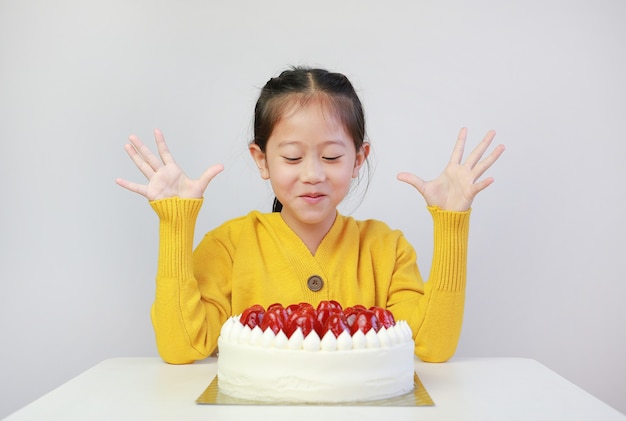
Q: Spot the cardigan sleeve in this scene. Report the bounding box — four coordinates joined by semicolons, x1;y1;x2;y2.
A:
149;197;221;364
414;205;470;362
388;206;470;363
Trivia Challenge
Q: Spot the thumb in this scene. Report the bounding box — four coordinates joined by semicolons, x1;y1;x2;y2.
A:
198;164;225;190
397;172;425;194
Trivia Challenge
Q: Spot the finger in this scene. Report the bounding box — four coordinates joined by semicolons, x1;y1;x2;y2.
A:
397;172;425;194
197;164;225;192
448;127;468;166
471;143;505;181
124;143;156;180
154;129;177;166
465;130;497;168
115;177;148;197
127;135;162;172
128;133;165;171
472;176;495;195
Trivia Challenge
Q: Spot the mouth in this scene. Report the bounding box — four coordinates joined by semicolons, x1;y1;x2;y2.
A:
300;193;325;198
300;193;326;203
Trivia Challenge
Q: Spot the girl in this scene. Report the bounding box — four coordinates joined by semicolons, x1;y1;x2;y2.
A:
116;67;504;364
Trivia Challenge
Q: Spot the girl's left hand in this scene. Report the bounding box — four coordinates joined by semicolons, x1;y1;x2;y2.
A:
397;128;505;212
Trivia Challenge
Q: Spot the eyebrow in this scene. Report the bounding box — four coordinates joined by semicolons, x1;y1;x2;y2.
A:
276;140;348;148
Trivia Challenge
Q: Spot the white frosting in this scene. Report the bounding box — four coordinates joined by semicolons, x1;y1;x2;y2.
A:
237;325;252;344
228;319;243;342
336;330;352;350
302;330;321;351
249;325;263;346
287;328;304;350
320;331;337;351
378;327;391;347
352;329;366;349
260;328;276;347
365;329;380;348
274;331;289;349
217;316;415;403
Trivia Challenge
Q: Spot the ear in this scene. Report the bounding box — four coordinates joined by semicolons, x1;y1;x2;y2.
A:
249;143;270;180
352;142;370;178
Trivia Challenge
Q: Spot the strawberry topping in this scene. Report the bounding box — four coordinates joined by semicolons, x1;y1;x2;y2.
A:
237;301;395;339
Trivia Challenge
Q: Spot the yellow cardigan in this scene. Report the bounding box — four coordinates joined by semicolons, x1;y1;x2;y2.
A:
150;198;470;364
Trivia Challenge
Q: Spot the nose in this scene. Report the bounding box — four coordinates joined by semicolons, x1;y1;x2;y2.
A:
301;157;325;184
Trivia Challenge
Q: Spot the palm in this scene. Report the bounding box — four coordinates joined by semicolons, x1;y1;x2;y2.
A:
398;128;505;212
116;129;223;200
143;161;202;201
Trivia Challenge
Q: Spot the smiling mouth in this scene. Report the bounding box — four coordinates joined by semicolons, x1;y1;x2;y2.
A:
299;193;327;204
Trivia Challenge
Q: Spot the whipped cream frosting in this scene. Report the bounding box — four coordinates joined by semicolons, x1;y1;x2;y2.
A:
216;315;416;403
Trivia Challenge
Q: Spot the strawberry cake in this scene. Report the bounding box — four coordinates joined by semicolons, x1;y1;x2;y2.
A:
216;301;415;403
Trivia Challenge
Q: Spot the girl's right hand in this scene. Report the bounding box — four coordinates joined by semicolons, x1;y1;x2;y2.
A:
115;129;224;200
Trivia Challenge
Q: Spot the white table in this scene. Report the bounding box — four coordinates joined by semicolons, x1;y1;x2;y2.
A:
5;357;624;421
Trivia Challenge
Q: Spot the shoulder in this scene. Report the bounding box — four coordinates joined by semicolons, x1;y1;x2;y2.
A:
195;211;272;257
343;216;418;262
338;214;397;233
327;215;416;264
203;211;279;242
337;214;407;245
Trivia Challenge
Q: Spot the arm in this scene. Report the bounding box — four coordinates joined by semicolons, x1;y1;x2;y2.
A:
415;207;470;362
397;128;504;361
385;207;469;362
149;198;211;364
116;130;224;364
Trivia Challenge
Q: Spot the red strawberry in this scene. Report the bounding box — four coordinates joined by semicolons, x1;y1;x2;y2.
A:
266;304;287;323
239;304;265;329
329;300;343;310
323;312;350;338
316;300;332;312
284;307;317;337
259;309;285;334
296;303;316;318
383;309;396;327
370;306;396;328
349;309;380;334
343;306;359;329
315;307;342;336
267;302;284;312
285;304;301;316
316;300;343;312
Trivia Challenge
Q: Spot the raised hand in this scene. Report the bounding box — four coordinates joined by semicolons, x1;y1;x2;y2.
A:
397;128;505;212
115;129;224;201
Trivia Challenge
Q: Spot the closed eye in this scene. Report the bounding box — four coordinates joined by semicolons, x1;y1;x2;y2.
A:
323;155;343;161
282;156;302;163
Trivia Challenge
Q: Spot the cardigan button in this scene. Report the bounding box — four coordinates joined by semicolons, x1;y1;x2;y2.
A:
307;275;324;292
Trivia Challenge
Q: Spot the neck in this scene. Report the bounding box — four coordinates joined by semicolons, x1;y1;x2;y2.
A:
280;212;336;255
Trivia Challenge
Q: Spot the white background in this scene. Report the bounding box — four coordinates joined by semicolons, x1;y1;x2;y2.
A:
1;0;625;417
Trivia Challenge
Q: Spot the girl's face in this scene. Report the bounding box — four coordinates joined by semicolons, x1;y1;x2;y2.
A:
250;97;369;236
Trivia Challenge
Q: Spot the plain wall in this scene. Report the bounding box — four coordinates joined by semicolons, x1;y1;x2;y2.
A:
1;0;625;417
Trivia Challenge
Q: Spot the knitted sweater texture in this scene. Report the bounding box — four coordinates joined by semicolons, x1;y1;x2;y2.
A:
150;198;470;364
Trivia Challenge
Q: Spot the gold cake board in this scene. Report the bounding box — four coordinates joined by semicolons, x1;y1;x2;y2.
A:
196;372;434;406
